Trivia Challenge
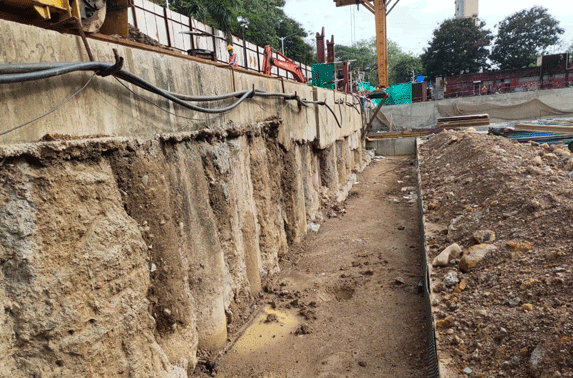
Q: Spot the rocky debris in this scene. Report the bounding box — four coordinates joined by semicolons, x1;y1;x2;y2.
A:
442;271;459;287
521;303;534;311
264;314;279;323
294;324;313;335
529;344;547;377
307;222;321;232
432;243;462;267
419;130;573;378
505;240;532;251
128;25;167;48
435;316;454;329
459;243;498;272
472;229;495;244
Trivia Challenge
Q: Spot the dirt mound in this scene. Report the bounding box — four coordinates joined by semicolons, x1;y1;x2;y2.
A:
419;130;573;378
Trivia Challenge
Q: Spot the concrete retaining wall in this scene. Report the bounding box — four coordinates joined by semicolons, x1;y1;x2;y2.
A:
376;87;573;130
366;136;417;156
0;19;359;149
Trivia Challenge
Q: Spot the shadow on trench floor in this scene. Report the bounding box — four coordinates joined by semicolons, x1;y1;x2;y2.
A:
202;155;427;378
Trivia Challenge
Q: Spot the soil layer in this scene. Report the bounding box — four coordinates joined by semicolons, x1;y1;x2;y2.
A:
419;130;573;378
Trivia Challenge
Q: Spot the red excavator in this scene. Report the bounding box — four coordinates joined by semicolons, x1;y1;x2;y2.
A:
262;45;306;84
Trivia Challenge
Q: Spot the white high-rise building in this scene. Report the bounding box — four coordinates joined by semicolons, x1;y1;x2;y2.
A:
455;0;478;18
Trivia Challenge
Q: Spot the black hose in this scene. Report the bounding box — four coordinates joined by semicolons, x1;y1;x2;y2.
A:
0;62;254;114
302;99;342;129
114;70;254;114
0;62;69;74
0;62;107;83
0;62;346;117
0;63;300;102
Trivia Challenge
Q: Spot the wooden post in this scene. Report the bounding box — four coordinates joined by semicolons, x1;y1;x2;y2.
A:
164;7;172;48
188;19;195;51
132;3;138;29
211;26;218;63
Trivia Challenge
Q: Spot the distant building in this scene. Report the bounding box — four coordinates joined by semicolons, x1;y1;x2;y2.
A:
455;0;478;18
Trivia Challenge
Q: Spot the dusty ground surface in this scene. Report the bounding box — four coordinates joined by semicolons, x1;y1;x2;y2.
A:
419;130;573;378
193;156;428;378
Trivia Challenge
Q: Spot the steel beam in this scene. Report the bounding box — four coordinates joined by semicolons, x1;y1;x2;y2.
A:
360;0;375;14
386;0;400;15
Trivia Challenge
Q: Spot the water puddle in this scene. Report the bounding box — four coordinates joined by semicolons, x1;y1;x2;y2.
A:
231;306;299;354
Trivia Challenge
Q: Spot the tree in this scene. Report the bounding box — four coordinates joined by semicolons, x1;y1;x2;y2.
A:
391;54;423;84
335;38;420;86
171;0;240;35
421;17;492;80
335;38;377;85
490;6;564;70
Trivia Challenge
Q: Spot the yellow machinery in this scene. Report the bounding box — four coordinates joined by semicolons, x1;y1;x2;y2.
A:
0;0;129;36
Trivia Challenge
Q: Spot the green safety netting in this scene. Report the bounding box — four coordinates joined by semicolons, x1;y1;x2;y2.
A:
383;82;412;105
357;81;413;105
356;82;382;105
312;64;334;89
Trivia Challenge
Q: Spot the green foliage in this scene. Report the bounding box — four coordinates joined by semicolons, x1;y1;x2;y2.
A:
387;40;422;84
421;17;492;80
490;6;564;70
171;0;240;34
169;0;315;65
335;38;377;85
568;40;573;54
391;54;422;84
335;38;420;86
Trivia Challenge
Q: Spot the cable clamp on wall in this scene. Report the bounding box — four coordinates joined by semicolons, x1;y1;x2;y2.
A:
98;49;124;77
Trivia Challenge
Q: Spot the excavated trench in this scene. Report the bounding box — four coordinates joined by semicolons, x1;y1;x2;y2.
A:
209;155;430;378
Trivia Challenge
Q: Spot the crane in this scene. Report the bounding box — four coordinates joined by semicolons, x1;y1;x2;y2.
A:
333;0;401;90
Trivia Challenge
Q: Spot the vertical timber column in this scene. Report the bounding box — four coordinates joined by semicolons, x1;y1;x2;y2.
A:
375;0;388;88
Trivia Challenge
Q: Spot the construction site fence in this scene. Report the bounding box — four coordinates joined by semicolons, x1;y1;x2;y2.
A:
128;0;313;82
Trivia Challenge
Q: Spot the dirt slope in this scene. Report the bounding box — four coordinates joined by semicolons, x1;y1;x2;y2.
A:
419;130;573;378
202;156;428;378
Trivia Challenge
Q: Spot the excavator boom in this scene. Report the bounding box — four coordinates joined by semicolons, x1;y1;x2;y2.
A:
262;45;306;84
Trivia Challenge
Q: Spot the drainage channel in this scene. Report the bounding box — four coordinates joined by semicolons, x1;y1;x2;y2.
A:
416;138;441;378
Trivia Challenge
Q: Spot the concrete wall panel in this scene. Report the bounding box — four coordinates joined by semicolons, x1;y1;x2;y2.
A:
0;19;362;148
376;87;573;130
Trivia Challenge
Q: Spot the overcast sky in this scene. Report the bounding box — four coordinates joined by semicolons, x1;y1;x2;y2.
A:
283;0;573;55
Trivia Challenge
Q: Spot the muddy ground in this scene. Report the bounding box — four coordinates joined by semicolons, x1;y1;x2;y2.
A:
419;130;573;378
192;156;428;378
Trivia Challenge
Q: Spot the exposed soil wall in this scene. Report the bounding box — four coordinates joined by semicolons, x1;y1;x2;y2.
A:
0;120;366;377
